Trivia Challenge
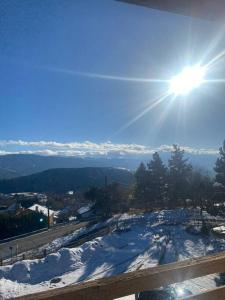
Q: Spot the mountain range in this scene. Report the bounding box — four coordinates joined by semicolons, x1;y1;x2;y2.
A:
0;153;217;180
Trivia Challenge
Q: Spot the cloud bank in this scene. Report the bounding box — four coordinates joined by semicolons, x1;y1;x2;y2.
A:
0;140;218;158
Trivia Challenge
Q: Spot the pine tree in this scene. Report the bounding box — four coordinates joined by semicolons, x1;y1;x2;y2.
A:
85;187;111;218
134;162;150;209
85;183;129;218
168;145;192;207
147;152;168;208
214;140;225;206
215;140;225;186
190;169;213;212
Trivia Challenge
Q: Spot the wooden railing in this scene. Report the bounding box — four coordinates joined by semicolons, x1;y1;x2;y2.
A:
14;251;225;300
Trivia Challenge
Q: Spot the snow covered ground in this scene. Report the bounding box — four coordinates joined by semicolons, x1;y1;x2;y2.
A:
1;209;225;299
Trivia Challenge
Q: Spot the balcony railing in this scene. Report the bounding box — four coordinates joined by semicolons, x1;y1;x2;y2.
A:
13;250;225;300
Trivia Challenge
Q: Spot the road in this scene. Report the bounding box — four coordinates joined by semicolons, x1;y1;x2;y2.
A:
67;226;112;248
0;221;88;261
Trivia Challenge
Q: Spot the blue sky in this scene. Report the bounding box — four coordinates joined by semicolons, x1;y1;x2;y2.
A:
0;0;225;157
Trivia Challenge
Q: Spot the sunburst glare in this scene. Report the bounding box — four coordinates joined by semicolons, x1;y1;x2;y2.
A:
33;52;225;135
169;65;206;96
114;91;171;136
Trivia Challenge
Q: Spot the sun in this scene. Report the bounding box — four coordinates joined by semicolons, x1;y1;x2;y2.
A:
169;65;206;96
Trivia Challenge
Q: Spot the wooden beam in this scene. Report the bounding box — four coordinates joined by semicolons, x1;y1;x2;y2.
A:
14;251;225;300
118;0;225;21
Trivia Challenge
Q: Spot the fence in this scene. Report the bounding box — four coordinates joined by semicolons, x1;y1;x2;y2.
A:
14;250;225;300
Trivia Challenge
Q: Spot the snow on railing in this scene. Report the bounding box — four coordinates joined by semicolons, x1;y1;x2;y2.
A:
14;251;225;300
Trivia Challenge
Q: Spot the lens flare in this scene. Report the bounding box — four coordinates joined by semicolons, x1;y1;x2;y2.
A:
176;287;185;296
169;65;206;96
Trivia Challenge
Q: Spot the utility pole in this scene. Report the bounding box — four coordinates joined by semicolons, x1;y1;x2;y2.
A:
9;246;13;263
16;244;18;259
47;206;50;229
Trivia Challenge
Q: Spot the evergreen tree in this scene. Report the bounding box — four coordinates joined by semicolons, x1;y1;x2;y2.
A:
134;162;150;209
147;152;168;208
85;187;110;218
214;140;225;206
0;212;47;239
190;169;213;212
168;145;192;207
106;182;129;213
85;183;129;218
215;140;225;186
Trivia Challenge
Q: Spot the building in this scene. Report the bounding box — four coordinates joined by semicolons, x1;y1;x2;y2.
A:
28;204;57;225
77;204;93;219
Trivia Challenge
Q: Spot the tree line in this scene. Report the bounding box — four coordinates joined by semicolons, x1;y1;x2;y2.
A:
0;211;47;240
86;141;225;217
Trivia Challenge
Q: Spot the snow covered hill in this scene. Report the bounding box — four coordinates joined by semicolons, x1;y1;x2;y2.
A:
0;209;225;299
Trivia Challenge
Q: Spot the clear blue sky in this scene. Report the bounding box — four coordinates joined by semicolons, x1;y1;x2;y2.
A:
0;0;225;155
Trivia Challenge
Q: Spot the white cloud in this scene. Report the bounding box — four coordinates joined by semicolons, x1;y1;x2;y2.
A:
0;139;219;157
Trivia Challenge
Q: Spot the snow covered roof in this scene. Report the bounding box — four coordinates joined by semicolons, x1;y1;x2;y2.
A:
67;191;74;195
69;216;77;221
10;192;38;196
77;205;92;215
213;182;224;188
28;204;55;216
212;225;225;234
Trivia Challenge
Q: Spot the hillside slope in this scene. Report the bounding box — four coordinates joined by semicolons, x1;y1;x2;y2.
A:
0;154;140;179
0;167;134;193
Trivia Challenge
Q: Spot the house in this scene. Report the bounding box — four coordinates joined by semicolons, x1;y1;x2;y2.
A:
37;193;48;204
77;204;94;219
28;204;57;225
67;191;74;195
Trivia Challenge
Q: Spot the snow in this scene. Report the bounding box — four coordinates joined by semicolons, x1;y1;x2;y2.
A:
116;296;135;300
213;182;224;188
67;191;74;195
77;204;93;215
1;209;225;299
213;225;225;234
28;204;56;217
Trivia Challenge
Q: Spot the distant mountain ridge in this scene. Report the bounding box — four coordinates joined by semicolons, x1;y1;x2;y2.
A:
0;153;217;180
0;154;139;179
0;167;134;193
